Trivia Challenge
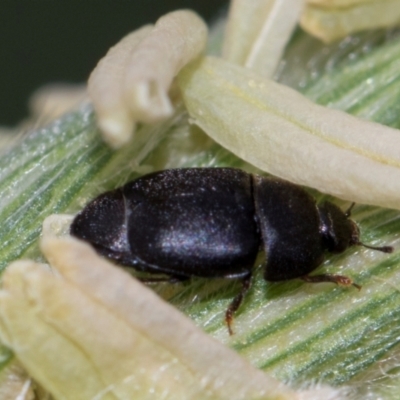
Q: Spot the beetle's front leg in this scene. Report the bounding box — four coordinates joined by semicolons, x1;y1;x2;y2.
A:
301;274;361;290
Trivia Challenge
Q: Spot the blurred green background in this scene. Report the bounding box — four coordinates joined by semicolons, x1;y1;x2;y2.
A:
0;0;227;127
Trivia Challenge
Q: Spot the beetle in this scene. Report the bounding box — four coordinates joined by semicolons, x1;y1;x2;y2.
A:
70;167;393;334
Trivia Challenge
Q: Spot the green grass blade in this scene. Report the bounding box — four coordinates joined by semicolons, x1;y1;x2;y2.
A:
1;28;400;398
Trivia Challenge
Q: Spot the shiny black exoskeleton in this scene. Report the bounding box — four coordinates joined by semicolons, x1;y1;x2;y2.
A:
70;168;392;334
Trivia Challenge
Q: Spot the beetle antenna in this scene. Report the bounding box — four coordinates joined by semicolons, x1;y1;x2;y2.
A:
345;202;356;217
358;242;393;253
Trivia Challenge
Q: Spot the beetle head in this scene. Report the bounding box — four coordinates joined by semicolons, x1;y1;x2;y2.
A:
318;201;354;253
318;201;393;254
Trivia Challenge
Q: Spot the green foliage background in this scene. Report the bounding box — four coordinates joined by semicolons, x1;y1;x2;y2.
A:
1;26;400;398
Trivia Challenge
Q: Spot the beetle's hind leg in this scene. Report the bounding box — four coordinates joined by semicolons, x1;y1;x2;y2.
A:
301;274;361;290
226;273;252;336
138;275;189;284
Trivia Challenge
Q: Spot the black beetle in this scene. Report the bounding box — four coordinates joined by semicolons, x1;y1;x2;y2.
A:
70;168;393;334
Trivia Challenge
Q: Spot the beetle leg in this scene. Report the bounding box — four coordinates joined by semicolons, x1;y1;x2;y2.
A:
225;274;252;336
301;274;361;290
139;275;189;284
